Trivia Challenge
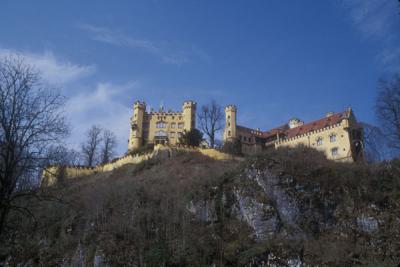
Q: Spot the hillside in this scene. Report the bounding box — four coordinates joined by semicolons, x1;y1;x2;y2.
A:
1;148;400;266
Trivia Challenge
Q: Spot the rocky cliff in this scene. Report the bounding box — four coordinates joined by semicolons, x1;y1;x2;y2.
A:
1;147;399;266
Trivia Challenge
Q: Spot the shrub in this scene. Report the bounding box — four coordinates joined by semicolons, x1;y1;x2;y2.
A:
179;129;203;147
221;139;242;156
127;143;154;156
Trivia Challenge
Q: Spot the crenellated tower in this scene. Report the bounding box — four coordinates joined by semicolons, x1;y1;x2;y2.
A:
182;100;197;132
223;105;237;142
128;101;146;151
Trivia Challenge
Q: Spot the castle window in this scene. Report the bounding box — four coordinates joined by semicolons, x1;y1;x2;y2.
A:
248;137;252;143
239;135;242;140
171;123;176;128
179;116;182;120
156;122;166;128
316;137;323;146
330;134;336;142
172;116;175;120
331;147;338;157
155;130;167;137
228;131;231;137
178;123;184;129
227;122;231;127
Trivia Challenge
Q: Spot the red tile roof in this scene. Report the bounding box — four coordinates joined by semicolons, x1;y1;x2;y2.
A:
262;125;288;138
235;109;351;141
263;110;351;139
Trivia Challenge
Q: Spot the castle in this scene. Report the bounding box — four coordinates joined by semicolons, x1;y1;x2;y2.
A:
128;100;197;151
223;105;364;162
41;100;364;187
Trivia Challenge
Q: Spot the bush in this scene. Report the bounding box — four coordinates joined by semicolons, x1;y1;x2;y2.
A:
221;139;242;156
179;129;203;147
127;143;154;156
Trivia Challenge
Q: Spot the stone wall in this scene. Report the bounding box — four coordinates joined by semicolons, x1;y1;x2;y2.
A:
40;146;239;187
41;152;153;187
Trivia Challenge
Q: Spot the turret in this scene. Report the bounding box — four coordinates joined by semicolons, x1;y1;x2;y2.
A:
182;100;197;131
128;101;146;151
223;105;237;142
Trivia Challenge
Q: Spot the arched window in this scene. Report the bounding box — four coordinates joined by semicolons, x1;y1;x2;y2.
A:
331;147;338;157
330;134;337;142
228;130;231;137
156;121;166;128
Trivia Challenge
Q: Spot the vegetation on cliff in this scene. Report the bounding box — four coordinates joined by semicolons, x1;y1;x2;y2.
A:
1;147;400;266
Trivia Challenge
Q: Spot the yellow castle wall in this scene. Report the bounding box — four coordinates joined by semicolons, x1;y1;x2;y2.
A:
223;105;362;162
41;152;152;187
275;120;354;162
236;128;264;155
145;112;187;146
129;101;196;150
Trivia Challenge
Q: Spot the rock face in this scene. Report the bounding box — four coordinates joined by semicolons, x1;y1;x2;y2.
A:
233;188;280;240
186;152;400;266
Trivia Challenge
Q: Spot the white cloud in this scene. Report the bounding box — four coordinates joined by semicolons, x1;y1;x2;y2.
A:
79;24;209;65
343;0;395;39
66;81;136;155
0;48;96;84
340;0;400;70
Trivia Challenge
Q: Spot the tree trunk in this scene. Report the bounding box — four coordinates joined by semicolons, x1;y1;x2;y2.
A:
0;201;10;238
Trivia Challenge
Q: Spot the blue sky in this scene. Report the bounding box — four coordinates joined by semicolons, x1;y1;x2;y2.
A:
1;0;399;155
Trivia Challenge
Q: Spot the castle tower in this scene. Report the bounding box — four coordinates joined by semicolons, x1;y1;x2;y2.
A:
182;100;197;132
128;101;146;151
223;105;237;142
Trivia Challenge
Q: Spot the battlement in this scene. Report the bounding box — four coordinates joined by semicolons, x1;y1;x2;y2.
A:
183;100;197;109
225;105;237;112
41;149;154;187
134;101;146;110
41;145;241;187
129;100;198;150
148;111;182;115
223;105;363;162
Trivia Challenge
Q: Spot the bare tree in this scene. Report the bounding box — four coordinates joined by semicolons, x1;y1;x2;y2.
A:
46;145;82;166
0;57;68;237
375;74;400;152
100;129;117;164
198;100;224;148
360;122;387;162
81;125;103;166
